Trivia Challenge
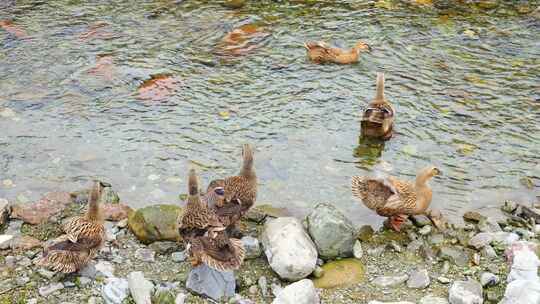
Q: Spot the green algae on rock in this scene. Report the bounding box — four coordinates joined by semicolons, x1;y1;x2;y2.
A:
313;259;365;289
128;204;183;244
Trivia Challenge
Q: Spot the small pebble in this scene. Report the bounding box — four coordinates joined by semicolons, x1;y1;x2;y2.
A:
313;266;324;278
171;251;186;263
418;225;432;235
437;276;451;284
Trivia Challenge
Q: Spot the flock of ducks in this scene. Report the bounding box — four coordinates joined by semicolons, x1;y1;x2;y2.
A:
36;42;440;275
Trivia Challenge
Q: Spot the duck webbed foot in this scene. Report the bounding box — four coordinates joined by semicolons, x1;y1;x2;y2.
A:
389;214;408;232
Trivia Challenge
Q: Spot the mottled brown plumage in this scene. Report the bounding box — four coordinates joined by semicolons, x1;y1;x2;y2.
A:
361;73;395;140
220;144;257;213
37;181;106;273
179;168;245;271
351;166;440;231
304;40;371;64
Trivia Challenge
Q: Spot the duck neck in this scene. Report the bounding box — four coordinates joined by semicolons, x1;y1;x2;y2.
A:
240;156;256;180
86;187;101;222
375;73;385;101
414;170;433;213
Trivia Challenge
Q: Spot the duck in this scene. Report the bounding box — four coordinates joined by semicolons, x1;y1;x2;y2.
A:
361;73;395;140
178;168;245;271
351;166;440;232
37;181;107;273
304;40;371;64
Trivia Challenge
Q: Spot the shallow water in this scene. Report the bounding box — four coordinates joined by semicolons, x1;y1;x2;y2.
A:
1;0;539;226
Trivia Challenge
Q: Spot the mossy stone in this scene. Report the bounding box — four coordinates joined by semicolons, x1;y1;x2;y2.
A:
313;259;365;289
128;204;183;244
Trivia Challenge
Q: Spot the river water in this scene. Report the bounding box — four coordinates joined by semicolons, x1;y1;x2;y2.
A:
1;0;539;225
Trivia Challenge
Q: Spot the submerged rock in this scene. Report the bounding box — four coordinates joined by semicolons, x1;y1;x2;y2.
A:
306;203;356;259
128;271;154;304
102;277;129;304
128;204;182;244
186;264;235;301
448;280;483;304
261;217;317;281
313;258;365;289
272;279;320;304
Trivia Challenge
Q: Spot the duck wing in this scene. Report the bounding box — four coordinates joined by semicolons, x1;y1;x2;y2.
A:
191;235;245;271
223;175;257;211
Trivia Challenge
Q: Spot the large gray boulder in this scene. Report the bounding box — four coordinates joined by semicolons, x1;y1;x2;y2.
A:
272;279;320;304
186;264;235;301
306;203;356;259
448;280;483;304
262;217;318;281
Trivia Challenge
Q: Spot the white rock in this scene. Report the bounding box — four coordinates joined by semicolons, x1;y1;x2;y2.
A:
135;248;155;262
102;277;129;304
38;283;64;297
372;274;408;288
0;108;16;118
95;261;115;278
272;279;320;304
448;280;483;304
0;234;14;249
171;251;186;263
242;236;262;259
500;279;540;304
419;295;449;304
480;272;499;287
175;293;187;304
353;240;363;259
261;217;318;281
492;232;519;246
368;302;414;304
508;243;540;282
468;232;493;249
127;271;154;304
407;269;430;289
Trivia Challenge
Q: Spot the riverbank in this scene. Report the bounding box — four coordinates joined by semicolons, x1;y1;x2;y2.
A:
0;186;539;304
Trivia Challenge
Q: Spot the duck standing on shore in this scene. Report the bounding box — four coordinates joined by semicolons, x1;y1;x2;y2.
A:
206;144;257;237
37;181;107;273
304;40;371;64
361;73;395;140
178;168;245;271
351;166;440;231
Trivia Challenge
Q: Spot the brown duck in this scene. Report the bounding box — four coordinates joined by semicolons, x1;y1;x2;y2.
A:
37;181;107;273
351;166;440;231
178;168;245;271
361;73;395;140
304;40;371;64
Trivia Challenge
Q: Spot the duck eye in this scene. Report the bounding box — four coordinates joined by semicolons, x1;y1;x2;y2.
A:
214;187;225;196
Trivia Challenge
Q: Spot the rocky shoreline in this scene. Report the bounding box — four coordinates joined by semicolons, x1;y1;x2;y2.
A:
1;186;540;304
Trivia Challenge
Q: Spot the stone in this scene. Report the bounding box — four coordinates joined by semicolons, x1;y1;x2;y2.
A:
368;301;414;304
248;285;258;295
480;272;499;287
407;269;430;289
491;232;519;246
501;201;518;214
437;276;451;284
241;236;262;259
272;279;320;304
429;234;445;245
507;242;540;282
101;203;133;221
313;258;365;289
38;268;56;279
411;214;431;227
135;248;156;262
463;211;485;223
38;282;64;297
171;251;186;263
448;280;483;304
353;240;363;259
128;271;154;304
312;266;324;278
357;225;374;242
481;245;497;259
186;264;235;301
406;240;423;252
306;203;356;259
468;232;493;249
418;225;432;235
149;241;179;255
9;235;42;250
153;284;176;304
258;276;268;298
0;198;9;227
175;293;187;304
372;274;408;288
477;217;502;233
500;279;540;304
367;246;384;256
95;261;115;278
128;204;182;244
5;219;22;235
0;234;14;249
439;246;469;266
11;192;74;224
261;217;317;281
419;295;448;304
102;277;129;304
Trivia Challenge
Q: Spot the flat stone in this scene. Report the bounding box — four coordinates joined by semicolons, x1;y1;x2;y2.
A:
149;241;179;255
357;225;374;242
368;301;414;304
372;274;408;288
127;271;154;304
171;251;186;263
101;203;133;221
261;217;317;281
419;295;448;304
38;283;64;297
429;234;445;245
0;198;9;226
128;204;182;244
492;232;519;246
437;276;451;284
418;225;432;235
11;192;73;224
186;264;235;301
10;235;42;250
448;280;483;304
95;261;115;278
175;293;187;304
0;234;14;249
353;240;363;259
102;277;129;304
242;236;262;259
439;246;469;267
37;268;56;279
258;276;268;298
468;232;493;249
463;211;485;222
135;248;156;262
313;258;365;289
478;217;502;233
411;215;431;227
481;245;497;259
272;279;320;304
407;269;430;289
480;272;499;287
306;203;356;259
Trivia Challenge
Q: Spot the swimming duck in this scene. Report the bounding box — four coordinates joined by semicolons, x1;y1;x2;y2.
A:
351;166;440;232
361;73;395;140
179;169;245;271
304;40;371;64
37;181;107;273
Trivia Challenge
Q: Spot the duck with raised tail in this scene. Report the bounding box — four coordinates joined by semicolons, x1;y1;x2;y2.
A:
361;72;395;140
